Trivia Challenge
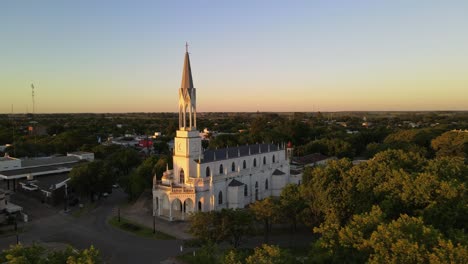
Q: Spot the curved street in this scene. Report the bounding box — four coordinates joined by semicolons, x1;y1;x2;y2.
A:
0;189;182;264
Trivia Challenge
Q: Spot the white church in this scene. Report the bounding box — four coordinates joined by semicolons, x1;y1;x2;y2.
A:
152;47;298;221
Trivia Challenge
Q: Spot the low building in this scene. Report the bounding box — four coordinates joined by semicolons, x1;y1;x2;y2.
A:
0;155;85;192
19;173;71;205
0;189;22;223
67;151;95;162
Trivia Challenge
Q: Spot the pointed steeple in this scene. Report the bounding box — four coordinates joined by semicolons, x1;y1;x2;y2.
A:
181;43;194;90
178;42;197;130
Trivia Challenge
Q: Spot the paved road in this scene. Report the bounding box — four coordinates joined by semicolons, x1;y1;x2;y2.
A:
1;189;182;264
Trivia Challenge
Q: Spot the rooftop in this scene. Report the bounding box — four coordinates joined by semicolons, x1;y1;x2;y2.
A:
21;156;80;168
200;143;282;164
293;153;329;165
0;161;83;179
228;179;244;187
68;151;93;155
272;169;285;175
26;173;70;191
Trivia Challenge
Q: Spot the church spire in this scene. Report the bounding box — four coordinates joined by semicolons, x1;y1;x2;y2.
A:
181;42;194;90
178;42;197;130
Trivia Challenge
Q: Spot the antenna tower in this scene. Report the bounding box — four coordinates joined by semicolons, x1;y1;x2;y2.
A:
31;83;35;114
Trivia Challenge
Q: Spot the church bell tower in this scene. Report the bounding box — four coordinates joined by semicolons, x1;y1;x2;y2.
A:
173;43;202;184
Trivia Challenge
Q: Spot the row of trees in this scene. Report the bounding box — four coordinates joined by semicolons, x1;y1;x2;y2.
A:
190;243;296;264
188;148;467;263
0;244;101;264
188;184;308;249
303;150;467;263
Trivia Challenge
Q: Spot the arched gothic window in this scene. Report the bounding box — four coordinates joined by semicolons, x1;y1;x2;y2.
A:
244;185;248;196
272;155;275;163
265;179;269;190
263;156;266;165
218;191;223;204
206;166;211;177
243;160;247;169
198;201;202;211
219;164;224;175
253;158;257;167
231;162;236;172
179;168;185;184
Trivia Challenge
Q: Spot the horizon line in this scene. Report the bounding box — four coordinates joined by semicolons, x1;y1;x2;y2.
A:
1;110;468;115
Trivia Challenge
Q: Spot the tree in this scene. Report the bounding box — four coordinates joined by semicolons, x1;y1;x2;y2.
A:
368;215;444;264
66;245;101;264
245;244;294;264
425;156;467;182
249;197;279;243
431;131;467;159
279;184;307;235
312;206;385;263
189;210;224;244
300;159;356;227
70;161;114;202
121;156;162;200
189;209;254;248
223;209;254;248
108;148;140;176
0;244;102;264
0;243;45;264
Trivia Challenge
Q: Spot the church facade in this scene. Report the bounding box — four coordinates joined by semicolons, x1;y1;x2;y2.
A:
152;47;296;221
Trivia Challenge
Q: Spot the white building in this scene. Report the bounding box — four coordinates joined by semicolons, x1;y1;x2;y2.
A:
152;47;293;221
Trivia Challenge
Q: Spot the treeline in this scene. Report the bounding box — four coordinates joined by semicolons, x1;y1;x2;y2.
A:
186;148;467;263
69;145;171;201
0;244;101;264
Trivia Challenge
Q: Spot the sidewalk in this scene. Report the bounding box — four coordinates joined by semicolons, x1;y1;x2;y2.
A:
119;196;193;240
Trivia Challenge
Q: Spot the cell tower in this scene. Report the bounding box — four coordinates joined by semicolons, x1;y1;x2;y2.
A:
31;83;35;114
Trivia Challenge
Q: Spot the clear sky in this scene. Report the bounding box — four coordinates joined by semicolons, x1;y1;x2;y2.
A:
1;0;467;113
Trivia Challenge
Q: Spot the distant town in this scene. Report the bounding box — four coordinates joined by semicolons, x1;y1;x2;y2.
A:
1;108;467;263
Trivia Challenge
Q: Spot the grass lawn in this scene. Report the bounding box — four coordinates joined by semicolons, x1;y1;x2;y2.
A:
108;216;175;240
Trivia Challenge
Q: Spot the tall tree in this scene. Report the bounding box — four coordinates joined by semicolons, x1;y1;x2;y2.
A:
250;197;279;243
279;184;307;235
431;131;468;159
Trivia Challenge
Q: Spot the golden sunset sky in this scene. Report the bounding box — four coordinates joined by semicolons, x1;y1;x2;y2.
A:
1;1;467;113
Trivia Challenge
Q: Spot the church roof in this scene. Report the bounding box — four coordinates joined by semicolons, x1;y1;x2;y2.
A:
181;51;194;89
293;153;329;165
272;169;285;175
228;179;244;187
200;143;280;164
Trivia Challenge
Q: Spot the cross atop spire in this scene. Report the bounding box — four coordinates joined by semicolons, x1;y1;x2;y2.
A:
185;42;189;53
